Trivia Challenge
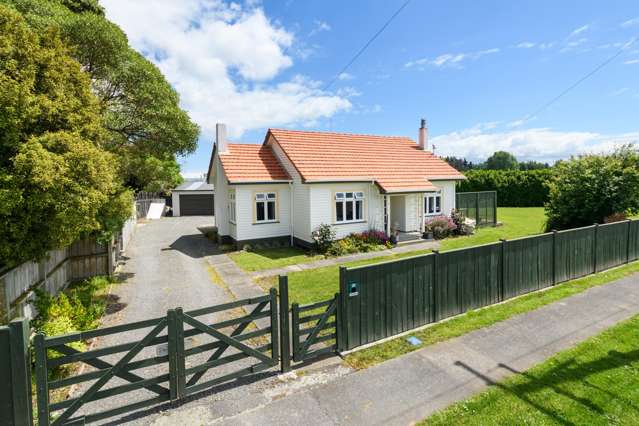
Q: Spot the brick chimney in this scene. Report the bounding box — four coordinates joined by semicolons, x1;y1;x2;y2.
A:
418;118;428;151
216;123;228;154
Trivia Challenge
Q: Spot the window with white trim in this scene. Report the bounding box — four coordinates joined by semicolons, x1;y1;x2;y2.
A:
255;192;277;222
424;191;442;216
335;191;364;223
228;190;236;223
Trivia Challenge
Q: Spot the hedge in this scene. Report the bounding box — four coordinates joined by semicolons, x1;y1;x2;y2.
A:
457;169;554;207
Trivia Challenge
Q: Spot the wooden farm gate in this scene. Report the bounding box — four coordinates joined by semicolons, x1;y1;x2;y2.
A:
34;291;279;425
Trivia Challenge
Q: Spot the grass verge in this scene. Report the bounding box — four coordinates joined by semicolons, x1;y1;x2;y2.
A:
344;260;639;369
228;246;324;272
421;313;639;425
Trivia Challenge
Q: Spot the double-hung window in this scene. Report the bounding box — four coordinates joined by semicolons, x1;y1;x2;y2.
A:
228;190;236;224
255;192;277;222
335;191;364;223
424;191;442;216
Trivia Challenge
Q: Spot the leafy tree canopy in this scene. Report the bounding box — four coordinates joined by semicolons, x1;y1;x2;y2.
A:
484;151;519;170
0;5;131;266
545;145;639;230
2;0;200;191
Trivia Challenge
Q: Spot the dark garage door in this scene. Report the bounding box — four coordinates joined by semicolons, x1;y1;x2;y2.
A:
180;194;214;216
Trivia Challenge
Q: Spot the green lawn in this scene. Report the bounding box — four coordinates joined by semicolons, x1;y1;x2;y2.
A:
256;208;548;305
421;313;639;425
228;246;324;272
344;259;639;369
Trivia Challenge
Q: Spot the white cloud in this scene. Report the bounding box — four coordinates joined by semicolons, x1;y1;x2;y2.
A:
405;48;499;69
309;19;331;36
625;59;639;64
337;72;354;80
516;42;536;49
101;0;351;138
621;17;639;28
610;87;630;96
568;24;589;38
432;125;639;163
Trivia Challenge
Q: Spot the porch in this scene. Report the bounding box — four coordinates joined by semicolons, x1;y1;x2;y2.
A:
384;192;440;242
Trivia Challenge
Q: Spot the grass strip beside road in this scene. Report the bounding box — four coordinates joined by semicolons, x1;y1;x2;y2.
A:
421;313;639;425
344;260;639;369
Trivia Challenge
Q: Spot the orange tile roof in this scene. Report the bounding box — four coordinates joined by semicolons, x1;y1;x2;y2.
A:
218;144;291;183
267;129;465;193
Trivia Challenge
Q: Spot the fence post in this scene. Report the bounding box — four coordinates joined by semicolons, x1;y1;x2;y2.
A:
552;230;557;285
475;192;480;226
493;192;498;226
432;250;439;322
499;239;506;302
593;223;599;274
278;276;291;373
626;219;632;264
269;288;280;364
0;318;33;426
337;266;347;352
34;333;49;426
167;308;185;401
291;303;300;362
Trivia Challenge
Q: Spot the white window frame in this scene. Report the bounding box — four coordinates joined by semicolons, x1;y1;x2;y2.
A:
335;191;365;223
424;191;442;216
255;192;277;223
228;189;236;224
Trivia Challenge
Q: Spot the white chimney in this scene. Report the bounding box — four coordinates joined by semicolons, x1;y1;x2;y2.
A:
216;123;228;154
418;118;428;151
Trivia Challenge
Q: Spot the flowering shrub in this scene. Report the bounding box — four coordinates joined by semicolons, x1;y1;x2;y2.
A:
450;209;474;236
312;223;335;253
326;229;389;256
425;215;457;239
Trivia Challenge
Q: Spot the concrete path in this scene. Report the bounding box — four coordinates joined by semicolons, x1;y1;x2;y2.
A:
145;272;639;425
250;240;439;279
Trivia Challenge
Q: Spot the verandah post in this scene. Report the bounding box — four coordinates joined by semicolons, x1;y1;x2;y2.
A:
278;276;291;373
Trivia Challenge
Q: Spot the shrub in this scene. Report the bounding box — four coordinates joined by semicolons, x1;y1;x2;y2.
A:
312;223;336;253
458;169;554;207
450;209;474;236
545;146;639;230
326;231;387;256
425;215;457;239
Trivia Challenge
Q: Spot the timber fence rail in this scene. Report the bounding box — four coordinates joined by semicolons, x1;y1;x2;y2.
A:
0;206;136;324
338;219;639;351
456;191;497;226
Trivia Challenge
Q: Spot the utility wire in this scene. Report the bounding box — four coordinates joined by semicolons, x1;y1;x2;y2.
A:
515;37;638;126
323;0;412;91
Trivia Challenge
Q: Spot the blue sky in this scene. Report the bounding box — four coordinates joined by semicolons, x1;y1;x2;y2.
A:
102;0;639;177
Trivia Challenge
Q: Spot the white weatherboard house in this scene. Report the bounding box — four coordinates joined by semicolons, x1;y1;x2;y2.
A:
206;121;465;248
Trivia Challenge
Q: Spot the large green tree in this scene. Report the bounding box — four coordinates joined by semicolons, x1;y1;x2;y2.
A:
3;0;199;191
0;5;131;266
484;151;519;170
545;146;639;230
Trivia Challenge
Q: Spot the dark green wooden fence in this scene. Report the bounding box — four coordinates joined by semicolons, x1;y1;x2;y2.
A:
456;191;497;226
339;219;639;351
0;318;32;426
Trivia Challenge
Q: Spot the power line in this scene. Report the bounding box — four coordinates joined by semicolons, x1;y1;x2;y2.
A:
515;37;638;126
323;0;412;91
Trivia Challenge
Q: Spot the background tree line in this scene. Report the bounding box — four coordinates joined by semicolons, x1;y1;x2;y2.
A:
0;0;199;267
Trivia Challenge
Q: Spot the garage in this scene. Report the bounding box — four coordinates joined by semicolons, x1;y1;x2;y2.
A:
171;182;214;216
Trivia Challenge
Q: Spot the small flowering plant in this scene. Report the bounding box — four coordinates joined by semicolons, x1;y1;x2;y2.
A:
312;223;336;253
424;215;457;239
